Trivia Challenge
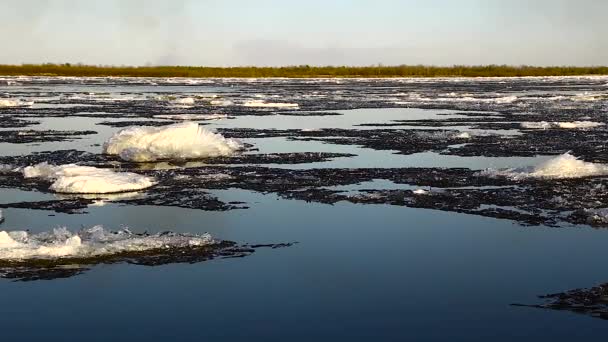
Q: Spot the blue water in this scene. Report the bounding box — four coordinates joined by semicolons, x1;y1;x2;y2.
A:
3;197;608;341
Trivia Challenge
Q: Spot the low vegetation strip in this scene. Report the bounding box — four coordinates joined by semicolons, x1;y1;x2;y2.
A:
1;64;607;78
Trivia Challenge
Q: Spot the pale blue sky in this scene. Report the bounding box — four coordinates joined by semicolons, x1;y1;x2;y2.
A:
1;0;606;66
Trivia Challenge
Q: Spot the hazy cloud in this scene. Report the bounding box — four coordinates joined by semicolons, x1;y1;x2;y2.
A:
0;0;606;66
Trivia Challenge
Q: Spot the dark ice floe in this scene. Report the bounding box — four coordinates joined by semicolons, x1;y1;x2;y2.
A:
3;75;608;226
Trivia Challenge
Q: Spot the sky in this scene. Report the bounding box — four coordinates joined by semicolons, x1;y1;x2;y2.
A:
0;0;606;66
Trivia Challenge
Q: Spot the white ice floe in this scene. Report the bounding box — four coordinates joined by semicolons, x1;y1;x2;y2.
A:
454;132;472;139
0;98;34;107
242;100;299;109
22;163;156;194
172;97;196;105
556;121;605;129
153;114;229;121
0;226;214;260
479;153;608;180
413;189;429;195
491;96;518;104
210;99;234;106
103;122;242;162
521;121;605;129
520;121;553;129
394;94;517;105
572;93;608;102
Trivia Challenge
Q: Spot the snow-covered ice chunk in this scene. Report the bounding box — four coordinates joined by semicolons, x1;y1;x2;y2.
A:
172;97;196;106
0;98;34;107
210;99;233;106
479;153;608;180
520;121;553;129
23;163;156;193
0;226;214;260
243;100;299;109
521;121;604;129
555;121;605;129
454;132;472;139
103;122;242;162
572;93;608;102
153;114;229;121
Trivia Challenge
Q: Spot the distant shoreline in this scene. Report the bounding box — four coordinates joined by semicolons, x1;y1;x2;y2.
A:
1;64;607;78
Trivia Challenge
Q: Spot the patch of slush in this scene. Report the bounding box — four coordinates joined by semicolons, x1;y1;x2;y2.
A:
22;163;156;193
153;114;229;121
0;226;214;259
584;208;608;224
0;98;34;107
520;122;552;129
56;191;144;205
243;100;299;109
521;121;605;129
572;93;608;102
103;122;242;162
479;153;608;180
395;94;518;104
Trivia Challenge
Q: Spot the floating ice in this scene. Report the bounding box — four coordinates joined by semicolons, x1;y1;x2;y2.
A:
480;153;608;180
520;121;553;129
0;99;18;107
394;94;517;105
243;100;299;108
0;98;34;107
56;191;144;206
454;132;472;139
103;122;242;162
584;208;608;225
210;99;233;106
572;93;608;102
172;97;195;106
22;163;156;193
491;96;518;104
556;121;605;129
0;226;214;260
521;121;604;129
153;114;229;121
413;189;429;195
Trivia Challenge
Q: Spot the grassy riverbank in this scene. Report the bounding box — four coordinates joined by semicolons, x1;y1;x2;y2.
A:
1;64;607;78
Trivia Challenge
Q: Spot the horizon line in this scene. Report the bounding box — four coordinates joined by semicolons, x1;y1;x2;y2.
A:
2;63;608;68
1;64;607;78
